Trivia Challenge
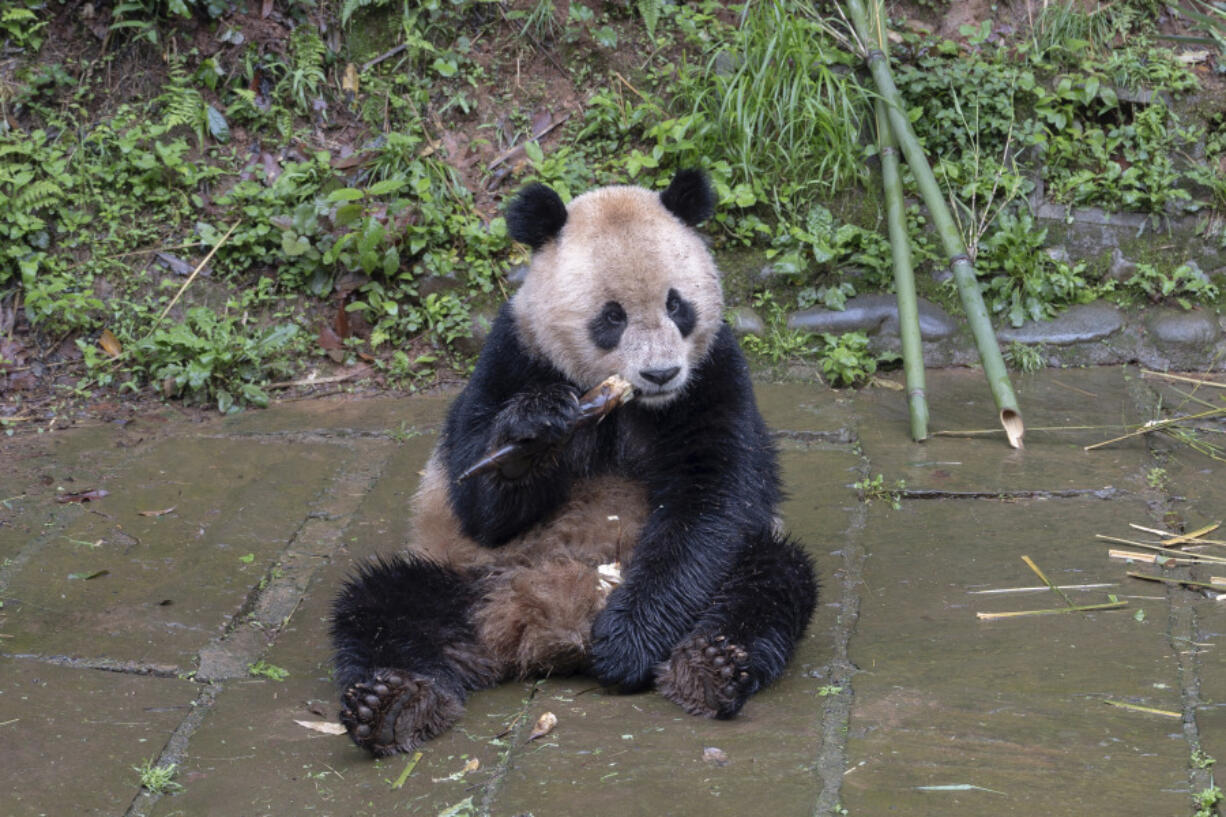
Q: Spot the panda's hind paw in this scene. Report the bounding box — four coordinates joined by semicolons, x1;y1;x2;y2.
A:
657;633;754;719
339;671;463;757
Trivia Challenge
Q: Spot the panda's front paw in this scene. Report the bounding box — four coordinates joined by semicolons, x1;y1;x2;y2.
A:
488;383;581;479
588;605;658;692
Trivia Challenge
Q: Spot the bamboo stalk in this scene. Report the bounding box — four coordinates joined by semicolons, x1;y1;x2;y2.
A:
154;221;241;328
968;583;1115;595
875;99;928;441
1085;405;1226;451
1140;369;1226;389
1108;548;1208;566
1096;535;1226;563
1126;571;1226;593
1103;700;1182;718
1021;555;1075;607
976;601;1129;620
843;0;1023;448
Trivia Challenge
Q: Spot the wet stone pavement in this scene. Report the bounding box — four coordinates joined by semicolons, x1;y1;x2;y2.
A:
1;366;1223;816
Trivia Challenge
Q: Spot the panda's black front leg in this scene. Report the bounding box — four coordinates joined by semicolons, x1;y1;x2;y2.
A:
588;515;737;691
448;382;582;547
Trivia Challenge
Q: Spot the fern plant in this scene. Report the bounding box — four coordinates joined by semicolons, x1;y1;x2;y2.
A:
638;0;662;40
285;25;328;115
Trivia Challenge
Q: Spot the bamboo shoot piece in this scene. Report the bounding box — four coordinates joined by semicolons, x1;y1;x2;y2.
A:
457;375;636;483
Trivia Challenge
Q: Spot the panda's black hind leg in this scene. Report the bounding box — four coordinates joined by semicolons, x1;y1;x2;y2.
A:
331;555;499;756
656;533;816;719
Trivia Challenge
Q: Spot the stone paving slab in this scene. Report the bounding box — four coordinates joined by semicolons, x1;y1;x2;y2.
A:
0;658;199;817
3;435;353;669
491;446;859;817
857;367;1152;494
846;495;1189;816
3;368;1224;817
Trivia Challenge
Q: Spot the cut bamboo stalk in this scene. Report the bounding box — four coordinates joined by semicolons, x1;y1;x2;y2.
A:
1108;549;1206;566
1021;555;1074;607
875;99;928;441
1103;700;1182;718
1127;571;1226;593
976;601;1128;620
843;0;1024;448
968;583;1115;595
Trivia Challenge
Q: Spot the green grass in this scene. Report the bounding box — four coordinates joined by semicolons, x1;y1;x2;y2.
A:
678;0;867;218
134;758;182;794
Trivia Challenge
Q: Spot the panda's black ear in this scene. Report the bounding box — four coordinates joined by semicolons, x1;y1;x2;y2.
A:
507;183;568;250
660;169;715;227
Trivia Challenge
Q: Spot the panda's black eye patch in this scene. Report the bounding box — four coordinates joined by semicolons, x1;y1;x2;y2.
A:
588;301;627;350
666;288;696;337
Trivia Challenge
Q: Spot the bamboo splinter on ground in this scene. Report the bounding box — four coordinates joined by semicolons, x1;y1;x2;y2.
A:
875;99;928;441
845;0;1024;448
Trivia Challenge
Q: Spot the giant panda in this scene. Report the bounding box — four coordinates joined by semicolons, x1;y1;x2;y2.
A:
330;169;818;757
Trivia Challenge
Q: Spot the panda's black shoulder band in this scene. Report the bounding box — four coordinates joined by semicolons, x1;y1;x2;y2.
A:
507;182;568;250
660;169;715;227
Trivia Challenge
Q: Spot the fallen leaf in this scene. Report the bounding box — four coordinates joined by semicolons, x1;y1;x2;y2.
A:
67;569;110;580
138;506;177;517
318;324;344;351
463;758;479;773
56;489;109;504
527;711;557;741
295;719;348;736
99;329;122;358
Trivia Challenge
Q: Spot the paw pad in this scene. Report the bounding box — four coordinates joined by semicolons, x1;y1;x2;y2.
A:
339;671;462;757
658;633;753;719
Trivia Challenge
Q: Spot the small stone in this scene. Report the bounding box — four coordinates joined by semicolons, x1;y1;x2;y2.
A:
505;264;530;287
1146;308;1220;346
728;306;765;338
1108;247;1138;282
703;746;730;766
997;302;1124;346
1045;245;1071;265
417;273;461;298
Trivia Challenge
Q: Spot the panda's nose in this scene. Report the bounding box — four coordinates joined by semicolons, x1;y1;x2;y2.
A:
640;366;680;386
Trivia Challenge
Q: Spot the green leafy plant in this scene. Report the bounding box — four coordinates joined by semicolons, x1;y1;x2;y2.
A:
124;307;300;412
248;660;290;680
1124;262;1220;309
853;473;905;510
971;208;1101;326
817;331;894;387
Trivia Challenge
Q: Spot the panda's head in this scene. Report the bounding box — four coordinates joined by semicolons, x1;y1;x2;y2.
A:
506;170;721;408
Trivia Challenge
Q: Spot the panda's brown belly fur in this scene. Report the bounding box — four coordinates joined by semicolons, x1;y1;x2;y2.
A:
407;452;650;677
